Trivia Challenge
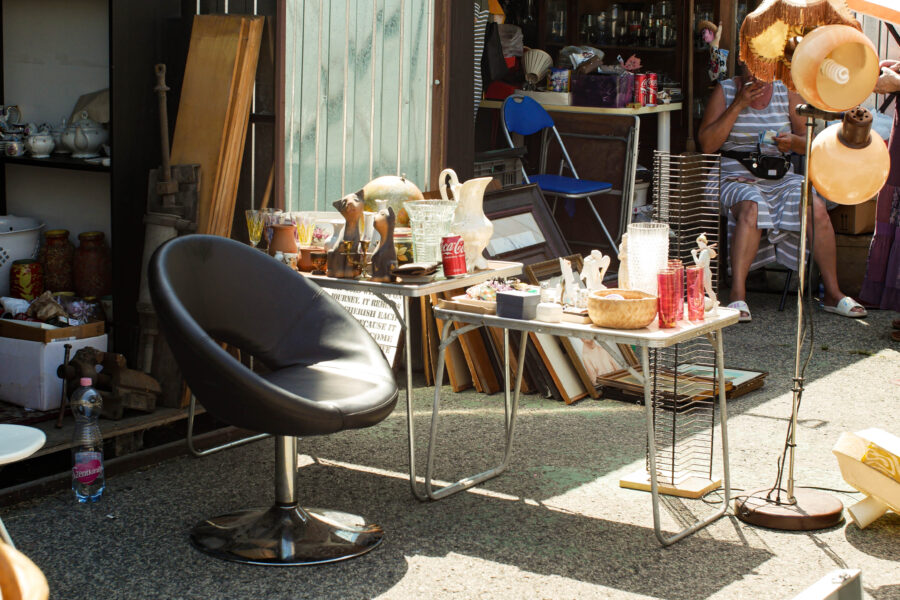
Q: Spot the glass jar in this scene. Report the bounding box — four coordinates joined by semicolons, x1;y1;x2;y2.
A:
73;231;112;298
393;227;413;266
39;229;75;292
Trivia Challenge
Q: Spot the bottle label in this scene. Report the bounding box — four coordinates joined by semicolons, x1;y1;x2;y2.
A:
73;451;103;485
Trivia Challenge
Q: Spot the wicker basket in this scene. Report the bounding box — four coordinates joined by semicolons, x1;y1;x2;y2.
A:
587;288;658;329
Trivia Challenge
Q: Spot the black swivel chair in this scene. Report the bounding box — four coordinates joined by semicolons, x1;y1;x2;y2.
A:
149;234;399;566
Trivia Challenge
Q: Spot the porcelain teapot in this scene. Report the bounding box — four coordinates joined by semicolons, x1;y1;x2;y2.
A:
61;111;108;158
439;168;494;272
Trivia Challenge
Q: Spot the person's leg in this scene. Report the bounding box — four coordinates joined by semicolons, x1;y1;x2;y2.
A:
729;200;762;303
808;193;864;313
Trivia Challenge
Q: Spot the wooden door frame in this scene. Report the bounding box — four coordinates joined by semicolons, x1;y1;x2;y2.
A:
430;0;474;191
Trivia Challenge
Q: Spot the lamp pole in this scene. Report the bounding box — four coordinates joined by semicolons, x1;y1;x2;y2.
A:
733;104;845;530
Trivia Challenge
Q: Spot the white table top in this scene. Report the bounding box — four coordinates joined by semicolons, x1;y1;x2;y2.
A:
432;306;740;349
302;261;524;298
0;424;46;464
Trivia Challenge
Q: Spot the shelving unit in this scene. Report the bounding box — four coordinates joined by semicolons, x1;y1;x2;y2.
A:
0;0;185;364
1;155;110;172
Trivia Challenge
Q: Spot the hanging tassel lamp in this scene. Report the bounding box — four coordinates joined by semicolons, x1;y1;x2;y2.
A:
739;0;861;89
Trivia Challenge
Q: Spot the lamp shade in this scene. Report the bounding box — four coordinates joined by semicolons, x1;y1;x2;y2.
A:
790;25;879;112
809;108;889;206
739;0;860;88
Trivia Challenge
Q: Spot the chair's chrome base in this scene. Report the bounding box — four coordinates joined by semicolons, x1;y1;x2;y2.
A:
190;503;384;565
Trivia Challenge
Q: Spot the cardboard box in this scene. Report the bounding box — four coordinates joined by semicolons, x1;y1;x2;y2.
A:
0;319;107;411
830;200;876;235
835;233;872;298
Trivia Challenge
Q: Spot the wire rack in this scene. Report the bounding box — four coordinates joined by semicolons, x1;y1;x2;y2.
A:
648;151;722;487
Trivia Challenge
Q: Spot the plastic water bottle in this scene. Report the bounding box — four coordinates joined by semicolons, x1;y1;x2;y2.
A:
71;378;105;503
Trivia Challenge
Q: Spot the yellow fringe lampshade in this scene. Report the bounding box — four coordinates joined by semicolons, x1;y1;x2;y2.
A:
739;0;860;89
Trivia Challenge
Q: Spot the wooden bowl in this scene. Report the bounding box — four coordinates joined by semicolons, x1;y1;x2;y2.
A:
587;288;658;329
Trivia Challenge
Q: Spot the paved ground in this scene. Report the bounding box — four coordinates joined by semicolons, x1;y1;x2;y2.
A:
3;291;899;599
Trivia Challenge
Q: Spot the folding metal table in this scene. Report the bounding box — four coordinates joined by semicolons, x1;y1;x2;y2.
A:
425;305;740;546
304;261;523;501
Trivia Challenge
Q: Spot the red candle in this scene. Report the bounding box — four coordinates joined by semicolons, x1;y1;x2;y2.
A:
686;265;705;322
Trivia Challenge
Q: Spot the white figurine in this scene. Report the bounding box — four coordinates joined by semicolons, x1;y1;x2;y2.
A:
581;250;611;291
691;233;719;314
617;233;630;290
559;257;579;306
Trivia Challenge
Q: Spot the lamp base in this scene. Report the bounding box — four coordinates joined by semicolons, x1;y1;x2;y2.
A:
734;487;844;531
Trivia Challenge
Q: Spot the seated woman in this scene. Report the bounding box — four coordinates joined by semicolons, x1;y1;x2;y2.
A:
697;66;866;321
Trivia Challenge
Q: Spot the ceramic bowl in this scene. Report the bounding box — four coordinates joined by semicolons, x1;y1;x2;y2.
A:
587;288;658;329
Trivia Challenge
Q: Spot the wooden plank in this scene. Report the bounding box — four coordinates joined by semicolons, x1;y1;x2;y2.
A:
170;15;246;234
424;295;446;386
430;294;472;392
420;297;433;386
217;17;264;236
486;325;533;395
441;291;501;394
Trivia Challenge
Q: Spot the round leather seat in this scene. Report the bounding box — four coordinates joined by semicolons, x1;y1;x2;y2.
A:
149;234;398;437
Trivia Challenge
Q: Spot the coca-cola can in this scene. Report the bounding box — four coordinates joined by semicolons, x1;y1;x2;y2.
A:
633;73;647;106
647;72;658;106
440;234;467;277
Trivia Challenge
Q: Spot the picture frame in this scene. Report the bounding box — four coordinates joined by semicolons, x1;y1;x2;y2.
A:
482;184;571;265
521;254;636;398
528;332;590;405
598;365;766;402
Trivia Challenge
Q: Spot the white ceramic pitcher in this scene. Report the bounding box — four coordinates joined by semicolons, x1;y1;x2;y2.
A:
439;168;494;271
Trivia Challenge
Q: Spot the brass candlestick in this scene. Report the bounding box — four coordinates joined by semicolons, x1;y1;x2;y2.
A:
339;239;372;279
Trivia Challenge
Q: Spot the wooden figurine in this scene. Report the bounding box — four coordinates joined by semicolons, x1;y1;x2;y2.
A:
370;206;397;282
326;193;363;278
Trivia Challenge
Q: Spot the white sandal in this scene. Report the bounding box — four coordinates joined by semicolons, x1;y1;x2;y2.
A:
727;300;752;323
822;296;867;318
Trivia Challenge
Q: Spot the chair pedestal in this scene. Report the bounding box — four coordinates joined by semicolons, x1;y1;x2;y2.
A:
190;436;384;565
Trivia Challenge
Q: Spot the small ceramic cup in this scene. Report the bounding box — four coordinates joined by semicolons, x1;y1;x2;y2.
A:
5;140;25;157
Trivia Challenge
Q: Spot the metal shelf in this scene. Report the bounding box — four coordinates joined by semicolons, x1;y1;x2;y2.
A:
1;154;110;173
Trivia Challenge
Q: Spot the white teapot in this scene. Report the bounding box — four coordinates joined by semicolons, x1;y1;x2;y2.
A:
61;111;108;158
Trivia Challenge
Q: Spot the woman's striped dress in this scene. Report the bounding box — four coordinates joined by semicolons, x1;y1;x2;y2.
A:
719;79;804;273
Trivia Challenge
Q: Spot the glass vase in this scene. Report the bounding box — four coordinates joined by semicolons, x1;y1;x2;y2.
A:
686;265;705;322
667;258;684;321
403;200;456;267
626;222;669;296
657;268;679;328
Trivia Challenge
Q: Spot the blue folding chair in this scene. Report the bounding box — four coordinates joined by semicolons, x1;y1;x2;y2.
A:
501;94;618;251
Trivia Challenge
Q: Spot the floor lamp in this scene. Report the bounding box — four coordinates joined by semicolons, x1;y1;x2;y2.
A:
734;14;890;530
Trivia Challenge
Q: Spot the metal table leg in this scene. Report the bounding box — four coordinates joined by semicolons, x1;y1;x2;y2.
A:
397;296;429;501
644;330;731;545
423;325;528;500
